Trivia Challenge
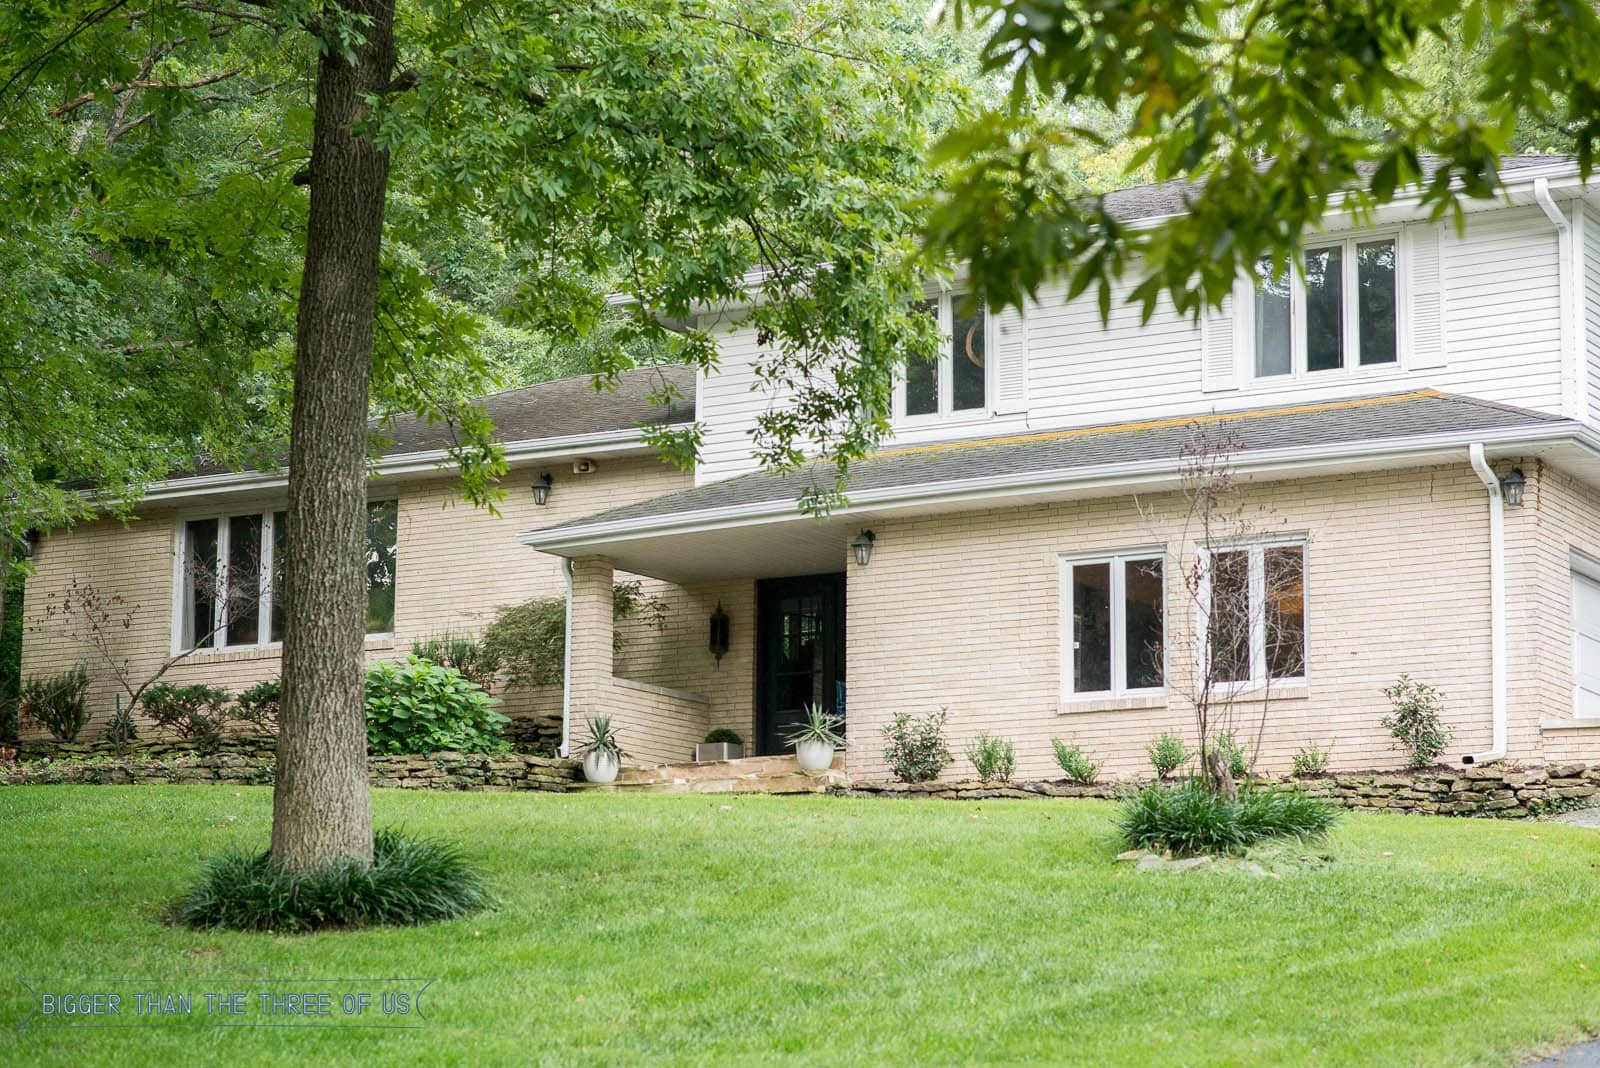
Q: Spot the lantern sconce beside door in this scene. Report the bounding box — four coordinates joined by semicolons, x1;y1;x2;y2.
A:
709;602;731;665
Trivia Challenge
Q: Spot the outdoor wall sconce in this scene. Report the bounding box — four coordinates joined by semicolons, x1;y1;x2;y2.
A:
531;473;553;506
1501;467;1526;507
19;529;39;558
851;529;876;567
708;602;731;664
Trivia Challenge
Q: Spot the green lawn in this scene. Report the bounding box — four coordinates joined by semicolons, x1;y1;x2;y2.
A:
3;788;1600;1066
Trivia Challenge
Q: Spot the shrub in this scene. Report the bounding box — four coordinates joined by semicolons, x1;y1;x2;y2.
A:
174;828;494;932
1051;738;1099;784
703;729;743;745
140;683;233;739
411;634;501;692
1117;780;1341;857
1290;741;1333;778
364;657;509;755
234;678;281;733
483;583;667;689
882;709;952;783
1145;731;1189;780
18;665;91;741
965;732;1016;782
1381;675;1450;768
1209;730;1253;780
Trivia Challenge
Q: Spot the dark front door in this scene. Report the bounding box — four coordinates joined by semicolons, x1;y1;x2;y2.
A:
756;573;845;757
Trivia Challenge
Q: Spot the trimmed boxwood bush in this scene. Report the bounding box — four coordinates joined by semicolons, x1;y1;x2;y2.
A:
1117;779;1340;857
18;665;91;741
175;828;493;932
365;656;509;755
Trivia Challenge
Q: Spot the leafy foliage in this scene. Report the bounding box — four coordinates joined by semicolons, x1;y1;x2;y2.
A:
364;657;508;755
1051;738;1099;785
1381;675;1451;768
576;716;622;760
1209;731;1254;781
703;729;743;745
233;678;282;734
175;828;494;932
411;634;501;692
483;582;667;690
140;683;233;740
965;731;1016;782
1145;731;1190;781
1291;742;1334;779
1118;781;1341;858
881;709;953;784
18;665;91;741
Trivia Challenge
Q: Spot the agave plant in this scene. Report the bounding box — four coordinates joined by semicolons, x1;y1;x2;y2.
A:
785;705;845;748
578;715;622;758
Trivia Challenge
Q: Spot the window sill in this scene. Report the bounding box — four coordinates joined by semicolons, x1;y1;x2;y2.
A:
1058;694;1168;715
1213;682;1311;702
175;634;396;662
1243;364;1406;391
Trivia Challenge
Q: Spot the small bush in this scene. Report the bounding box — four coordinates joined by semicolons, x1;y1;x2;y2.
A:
140;683;233;739
1117;780;1340;857
365;657;509;755
18;665;91;741
1381;675;1450;768
1145;731;1189;780
965;732;1016;782
234;678;281;734
102;701;139;748
1209;731;1253;780
882;708;952;783
703;729;743;745
411;634;501;691
175;828;494;932
1290;741;1333;778
1051;738;1099;784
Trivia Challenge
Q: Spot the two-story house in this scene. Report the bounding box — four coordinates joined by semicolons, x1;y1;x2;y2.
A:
23;154;1600;779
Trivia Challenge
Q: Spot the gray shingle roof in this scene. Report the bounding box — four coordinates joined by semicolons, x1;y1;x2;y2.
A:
529;390;1569;535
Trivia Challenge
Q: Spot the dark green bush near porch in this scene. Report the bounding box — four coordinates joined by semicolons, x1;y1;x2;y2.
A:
365;656;509;755
175;828;494;932
18;664;91;741
1117;779;1340;857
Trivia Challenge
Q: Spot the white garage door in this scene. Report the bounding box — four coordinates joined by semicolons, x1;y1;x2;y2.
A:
1574;570;1600;717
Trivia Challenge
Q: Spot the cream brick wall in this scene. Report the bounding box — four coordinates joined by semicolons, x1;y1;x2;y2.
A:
845;465;1503;781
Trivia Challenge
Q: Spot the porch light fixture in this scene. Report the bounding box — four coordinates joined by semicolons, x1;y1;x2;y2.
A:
708;602;731;665
1501;467;1526;508
18;529;39;559
851;529;876;567
531;473;553;506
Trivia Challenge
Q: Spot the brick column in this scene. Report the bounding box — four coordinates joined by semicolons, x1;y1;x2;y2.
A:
567;556;615;719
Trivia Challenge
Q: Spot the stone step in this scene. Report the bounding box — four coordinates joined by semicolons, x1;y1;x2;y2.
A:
614;751;844;785
579;752;851;794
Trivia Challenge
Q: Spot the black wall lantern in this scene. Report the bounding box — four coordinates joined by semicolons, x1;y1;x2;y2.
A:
708;602;731;664
1501;467;1526;507
19;529;39;559
851;529;876;567
531;473;553;506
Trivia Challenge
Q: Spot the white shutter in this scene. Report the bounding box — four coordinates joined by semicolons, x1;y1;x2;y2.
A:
992;304;1029;414
1404;222;1447;369
1201;291;1241;393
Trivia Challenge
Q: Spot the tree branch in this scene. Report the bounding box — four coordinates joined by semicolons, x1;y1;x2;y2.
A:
50;67;246;117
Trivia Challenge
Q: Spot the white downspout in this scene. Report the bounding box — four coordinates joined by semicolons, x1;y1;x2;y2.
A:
1534;177;1569;232
560;557;574;758
1466;443;1508;764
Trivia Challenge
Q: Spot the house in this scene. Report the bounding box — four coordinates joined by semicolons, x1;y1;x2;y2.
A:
23;153;1600;780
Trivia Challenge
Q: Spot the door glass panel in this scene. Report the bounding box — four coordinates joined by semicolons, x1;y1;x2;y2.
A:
1357;240;1398;365
1208;550;1251;683
951;301;986;412
226;514;262;646
1305;246;1345;372
1072;563;1111;693
1253;256;1292;377
1264;546;1306;679
1124;558;1164;690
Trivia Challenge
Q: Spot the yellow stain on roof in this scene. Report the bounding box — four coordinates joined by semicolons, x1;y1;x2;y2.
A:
869;389;1447;462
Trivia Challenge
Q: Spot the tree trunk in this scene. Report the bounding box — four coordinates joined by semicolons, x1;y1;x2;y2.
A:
270;0;397;871
1204;744;1237;801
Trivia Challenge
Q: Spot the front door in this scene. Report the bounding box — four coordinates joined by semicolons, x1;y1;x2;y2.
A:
756;573;846;756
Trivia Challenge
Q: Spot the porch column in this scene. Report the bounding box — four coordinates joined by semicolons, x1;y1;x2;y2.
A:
567;556;615;721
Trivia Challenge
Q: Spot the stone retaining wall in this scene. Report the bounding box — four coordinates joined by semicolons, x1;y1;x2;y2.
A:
833;763;1600;818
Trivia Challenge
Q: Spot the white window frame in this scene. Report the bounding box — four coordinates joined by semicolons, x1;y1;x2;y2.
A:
1250;231;1404;380
1568;550;1600;718
170;498;399;655
893;292;994;424
1198;539;1309;689
1058;549;1167;700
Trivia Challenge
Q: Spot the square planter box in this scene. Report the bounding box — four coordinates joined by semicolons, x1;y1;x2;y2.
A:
694;742;744;762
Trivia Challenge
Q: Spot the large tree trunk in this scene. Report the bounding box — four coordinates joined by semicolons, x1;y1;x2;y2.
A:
271;0;397;872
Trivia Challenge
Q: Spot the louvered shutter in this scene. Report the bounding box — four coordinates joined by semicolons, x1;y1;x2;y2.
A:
1201;292;1241;393
992;305;1029;414
1404;222;1447;369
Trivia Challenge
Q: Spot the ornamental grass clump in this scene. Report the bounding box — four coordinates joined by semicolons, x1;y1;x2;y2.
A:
1117;779;1340;858
175;829;494;932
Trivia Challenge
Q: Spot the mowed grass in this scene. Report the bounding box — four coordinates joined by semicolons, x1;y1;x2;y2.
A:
3;788;1600;1066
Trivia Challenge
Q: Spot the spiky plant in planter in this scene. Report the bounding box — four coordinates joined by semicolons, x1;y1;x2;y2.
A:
577;715;623;783
786;705;845;772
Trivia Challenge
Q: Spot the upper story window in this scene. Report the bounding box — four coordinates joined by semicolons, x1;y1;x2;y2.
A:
899;294;987;420
1253;237;1397;378
1060;552;1165;698
180;500;398;651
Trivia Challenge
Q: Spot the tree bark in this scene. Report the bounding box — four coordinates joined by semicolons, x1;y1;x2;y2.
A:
271;0;397;871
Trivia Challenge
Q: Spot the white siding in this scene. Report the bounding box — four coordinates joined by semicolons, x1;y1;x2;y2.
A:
696;204;1568;484
1585;204;1600;426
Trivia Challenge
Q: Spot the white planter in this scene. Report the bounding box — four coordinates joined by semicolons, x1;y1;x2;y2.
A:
794;738;836;772
582;750;620;784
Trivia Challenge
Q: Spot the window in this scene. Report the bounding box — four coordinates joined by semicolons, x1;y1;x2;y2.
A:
1060;554;1165;697
179;500;398;651
1253;237;1397;377
1205;543;1306;685
899;293;987;420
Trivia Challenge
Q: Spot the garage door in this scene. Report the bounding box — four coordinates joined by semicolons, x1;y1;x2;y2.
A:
1574;570;1600;717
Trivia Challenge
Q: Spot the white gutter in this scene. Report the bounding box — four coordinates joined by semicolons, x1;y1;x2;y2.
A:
1465;443;1508;764
559;557;574;759
1534;177;1571;230
522;421;1588;552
